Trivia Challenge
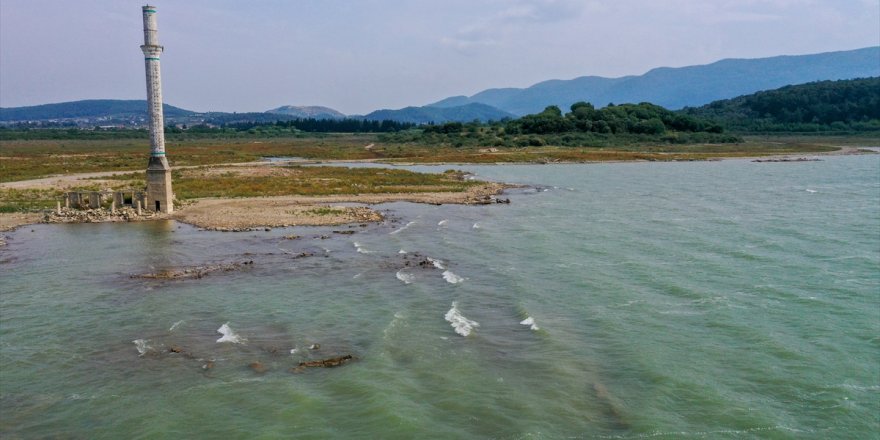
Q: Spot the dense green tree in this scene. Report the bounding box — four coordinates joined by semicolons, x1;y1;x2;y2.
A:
683;77;880;132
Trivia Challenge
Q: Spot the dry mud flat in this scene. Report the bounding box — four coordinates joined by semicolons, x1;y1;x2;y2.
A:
0;213;42;232
171;182;508;230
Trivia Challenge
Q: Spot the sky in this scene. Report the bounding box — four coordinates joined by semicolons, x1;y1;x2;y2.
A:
1;0;878;114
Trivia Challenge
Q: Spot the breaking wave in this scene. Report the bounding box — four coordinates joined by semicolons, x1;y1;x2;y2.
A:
396;270;415;284
169;320;184;332
390;221;416;235
519;316;540;331
438;219;448;226
216;322;247;344
353;242;372;254
445;301;479;336
442;270;464;284
427;257;445;270
132;339;151;356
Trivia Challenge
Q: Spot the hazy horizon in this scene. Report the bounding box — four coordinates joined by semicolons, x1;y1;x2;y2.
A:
2;0;878;114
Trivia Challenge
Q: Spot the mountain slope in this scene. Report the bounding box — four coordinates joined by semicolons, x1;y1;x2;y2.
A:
429;47;880;115
0;99;194;121
363;103;514;124
265;105;346;119
682;77;880;131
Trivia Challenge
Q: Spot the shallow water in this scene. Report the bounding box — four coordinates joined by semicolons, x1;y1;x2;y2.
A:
1;156;878;438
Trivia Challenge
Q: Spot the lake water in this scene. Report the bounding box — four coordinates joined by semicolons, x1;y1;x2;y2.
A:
1;156;878;439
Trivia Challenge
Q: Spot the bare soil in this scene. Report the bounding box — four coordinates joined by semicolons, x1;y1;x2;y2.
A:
171;183;507;230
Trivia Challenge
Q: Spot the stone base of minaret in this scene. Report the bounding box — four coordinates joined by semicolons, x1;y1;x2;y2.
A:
146;156;173;214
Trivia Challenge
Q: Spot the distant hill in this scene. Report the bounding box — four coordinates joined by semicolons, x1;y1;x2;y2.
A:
682;77;880;132
265;105;346;120
0;99;194;122
363;103;514;124
429;47;880;115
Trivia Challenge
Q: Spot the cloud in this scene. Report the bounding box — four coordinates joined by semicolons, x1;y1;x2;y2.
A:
440;0;585;54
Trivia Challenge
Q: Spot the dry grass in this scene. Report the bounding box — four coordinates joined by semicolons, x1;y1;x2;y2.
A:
171;166;478;199
0;133;866;184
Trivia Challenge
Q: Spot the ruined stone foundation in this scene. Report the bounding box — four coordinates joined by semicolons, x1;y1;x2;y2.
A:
146;155;173;213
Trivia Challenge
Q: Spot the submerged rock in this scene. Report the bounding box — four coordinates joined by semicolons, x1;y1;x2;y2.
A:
249;361;268;374
753;157;821;163
290;354;354;373
131;262;251;280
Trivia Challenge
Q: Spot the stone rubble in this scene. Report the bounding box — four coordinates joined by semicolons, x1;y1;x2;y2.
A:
43;207;160;224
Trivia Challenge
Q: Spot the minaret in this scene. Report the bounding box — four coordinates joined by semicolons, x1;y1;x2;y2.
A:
141;5;173;213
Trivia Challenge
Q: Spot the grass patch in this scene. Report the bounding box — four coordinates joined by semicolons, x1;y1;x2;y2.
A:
303;207;347;216
0;133;871;183
171;165;481;200
0;188;64;212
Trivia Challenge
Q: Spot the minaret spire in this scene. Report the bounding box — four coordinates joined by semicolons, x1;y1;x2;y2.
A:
140;5;173;213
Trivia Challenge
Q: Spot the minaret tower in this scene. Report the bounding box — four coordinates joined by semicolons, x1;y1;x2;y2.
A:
141;5;173;213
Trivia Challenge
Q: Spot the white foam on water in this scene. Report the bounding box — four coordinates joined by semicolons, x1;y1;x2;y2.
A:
352;272;363;279
290;348;299;355
133;339;150;356
353;242;373;254
398;249;407;254
806;189;817;193
472;223;481;229
519;316;540;331
427;257;445;270
438;219;449;226
442;270;464;284
169;320;184;332
216;322;247;344
390;221;416;235
445;301;479;336
396;270;415;284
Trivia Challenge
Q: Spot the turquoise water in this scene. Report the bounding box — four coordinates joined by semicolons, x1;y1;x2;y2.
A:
1;156;878;438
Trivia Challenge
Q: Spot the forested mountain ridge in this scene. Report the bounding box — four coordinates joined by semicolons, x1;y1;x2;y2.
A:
361;103;515;124
0;99;194;122
265;105;346;119
682;77;880;132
